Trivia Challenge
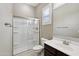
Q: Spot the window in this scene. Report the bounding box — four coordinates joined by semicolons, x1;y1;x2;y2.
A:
42;4;51;25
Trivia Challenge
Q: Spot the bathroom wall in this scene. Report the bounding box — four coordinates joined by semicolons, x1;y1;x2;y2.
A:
35;3;53;40
53;4;79;41
13;3;53;40
13;3;35;18
0;3;12;55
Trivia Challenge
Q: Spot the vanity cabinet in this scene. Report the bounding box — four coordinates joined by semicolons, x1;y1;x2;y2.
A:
44;44;69;56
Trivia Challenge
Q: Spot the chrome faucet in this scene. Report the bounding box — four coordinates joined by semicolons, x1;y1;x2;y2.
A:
63;40;71;45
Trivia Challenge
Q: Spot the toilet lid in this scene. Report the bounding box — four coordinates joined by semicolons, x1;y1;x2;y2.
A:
33;45;43;50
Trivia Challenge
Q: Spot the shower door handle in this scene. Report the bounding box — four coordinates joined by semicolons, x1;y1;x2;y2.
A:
4;22;12;27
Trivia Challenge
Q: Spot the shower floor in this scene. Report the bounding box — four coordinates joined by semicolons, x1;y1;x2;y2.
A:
14;49;44;56
13;46;44;56
14;46;44;56
15;49;37;56
14;46;30;55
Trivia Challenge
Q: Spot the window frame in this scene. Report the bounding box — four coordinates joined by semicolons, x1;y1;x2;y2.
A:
42;4;51;25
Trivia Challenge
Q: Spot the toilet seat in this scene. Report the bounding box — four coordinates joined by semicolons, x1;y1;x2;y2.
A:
33;45;43;50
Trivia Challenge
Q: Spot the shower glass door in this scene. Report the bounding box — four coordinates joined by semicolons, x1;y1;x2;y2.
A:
13;17;39;55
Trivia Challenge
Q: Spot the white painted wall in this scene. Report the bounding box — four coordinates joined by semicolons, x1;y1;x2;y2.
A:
13;3;35;18
0;4;12;55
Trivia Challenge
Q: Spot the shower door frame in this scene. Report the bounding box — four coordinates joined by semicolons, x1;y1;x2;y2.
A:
12;16;40;56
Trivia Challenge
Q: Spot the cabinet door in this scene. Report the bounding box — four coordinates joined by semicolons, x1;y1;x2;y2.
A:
44;44;56;56
44;49;53;56
57;50;68;56
44;44;69;56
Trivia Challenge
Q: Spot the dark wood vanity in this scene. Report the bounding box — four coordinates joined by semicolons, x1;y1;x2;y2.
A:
44;44;69;56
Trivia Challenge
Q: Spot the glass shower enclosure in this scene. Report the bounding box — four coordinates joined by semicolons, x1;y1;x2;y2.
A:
13;16;40;55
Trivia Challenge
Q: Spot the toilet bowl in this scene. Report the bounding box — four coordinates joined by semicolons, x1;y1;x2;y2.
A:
33;45;43;53
32;38;48;54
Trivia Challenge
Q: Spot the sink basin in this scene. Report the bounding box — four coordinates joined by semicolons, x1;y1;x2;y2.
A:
51;40;73;51
58;43;73;51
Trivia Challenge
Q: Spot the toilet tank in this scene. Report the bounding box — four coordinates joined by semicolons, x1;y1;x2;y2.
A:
40;38;48;46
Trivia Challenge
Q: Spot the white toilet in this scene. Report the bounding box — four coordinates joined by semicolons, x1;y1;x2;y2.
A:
32;38;48;54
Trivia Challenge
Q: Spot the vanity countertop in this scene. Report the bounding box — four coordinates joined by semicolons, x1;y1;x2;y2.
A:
44;37;79;56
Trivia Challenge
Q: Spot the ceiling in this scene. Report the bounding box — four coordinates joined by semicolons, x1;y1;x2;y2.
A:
53;3;65;9
27;3;39;7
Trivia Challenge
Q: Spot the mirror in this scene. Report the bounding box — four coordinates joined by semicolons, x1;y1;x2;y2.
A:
53;3;79;42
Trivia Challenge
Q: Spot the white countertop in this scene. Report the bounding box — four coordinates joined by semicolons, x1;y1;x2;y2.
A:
44;37;79;56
